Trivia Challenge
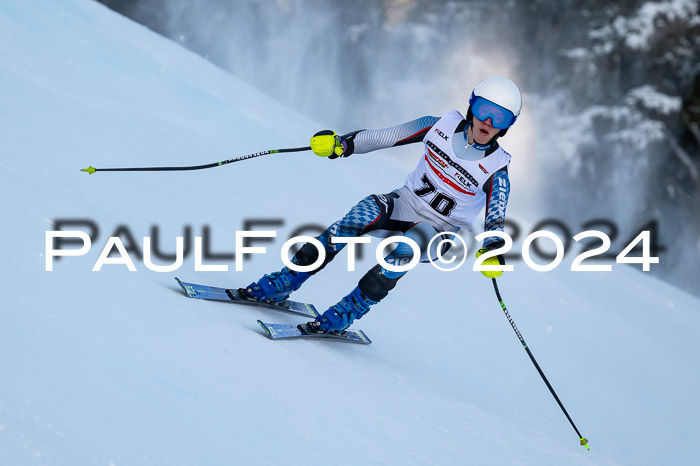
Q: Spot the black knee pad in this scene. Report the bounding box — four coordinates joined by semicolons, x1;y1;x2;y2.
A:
358;264;401;302
292;241;339;275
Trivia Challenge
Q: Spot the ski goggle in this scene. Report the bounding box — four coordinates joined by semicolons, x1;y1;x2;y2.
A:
470;96;516;129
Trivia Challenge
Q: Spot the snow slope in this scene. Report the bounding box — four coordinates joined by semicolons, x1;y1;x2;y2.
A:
1;1;699;464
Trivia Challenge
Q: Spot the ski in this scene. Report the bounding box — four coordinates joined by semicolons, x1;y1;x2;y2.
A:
175;277;319;318
257;320;372;345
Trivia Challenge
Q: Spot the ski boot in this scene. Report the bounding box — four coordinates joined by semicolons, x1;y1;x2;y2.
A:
310;286;377;333
244;267;311;303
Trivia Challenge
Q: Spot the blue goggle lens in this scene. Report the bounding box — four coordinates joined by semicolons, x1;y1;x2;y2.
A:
471;97;515;130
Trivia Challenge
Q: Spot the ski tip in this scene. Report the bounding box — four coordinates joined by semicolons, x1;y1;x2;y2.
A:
174;276;185;291
257;320;273;338
357;330;372;345
174;277;192;297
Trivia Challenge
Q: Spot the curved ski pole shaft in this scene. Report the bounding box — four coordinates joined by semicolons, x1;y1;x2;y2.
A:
80;146;311;174
491;278;589;450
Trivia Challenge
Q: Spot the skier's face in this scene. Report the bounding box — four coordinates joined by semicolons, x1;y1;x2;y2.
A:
471;116;501;144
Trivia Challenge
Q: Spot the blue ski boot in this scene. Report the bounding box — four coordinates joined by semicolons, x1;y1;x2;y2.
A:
245;267;311;303
312;286;378;333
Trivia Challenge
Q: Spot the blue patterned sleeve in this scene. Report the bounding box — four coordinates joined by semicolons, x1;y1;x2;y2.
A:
481;168;510;250
349;116;439;154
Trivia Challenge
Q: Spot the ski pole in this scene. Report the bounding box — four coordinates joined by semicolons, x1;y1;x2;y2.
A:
80;145;311;174
491;278;589;450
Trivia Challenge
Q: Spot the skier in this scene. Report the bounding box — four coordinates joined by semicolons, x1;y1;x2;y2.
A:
245;76;522;333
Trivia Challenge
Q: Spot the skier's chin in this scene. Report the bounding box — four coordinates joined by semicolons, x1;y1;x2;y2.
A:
474;133;495;145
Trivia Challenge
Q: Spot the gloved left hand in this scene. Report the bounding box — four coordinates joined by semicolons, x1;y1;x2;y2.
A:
476;247;506;278
310;130;349;159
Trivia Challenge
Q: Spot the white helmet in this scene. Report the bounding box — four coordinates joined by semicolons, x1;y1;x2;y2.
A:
469;76;522;128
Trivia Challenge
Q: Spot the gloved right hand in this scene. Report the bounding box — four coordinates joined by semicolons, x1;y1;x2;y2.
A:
310;130;349;159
